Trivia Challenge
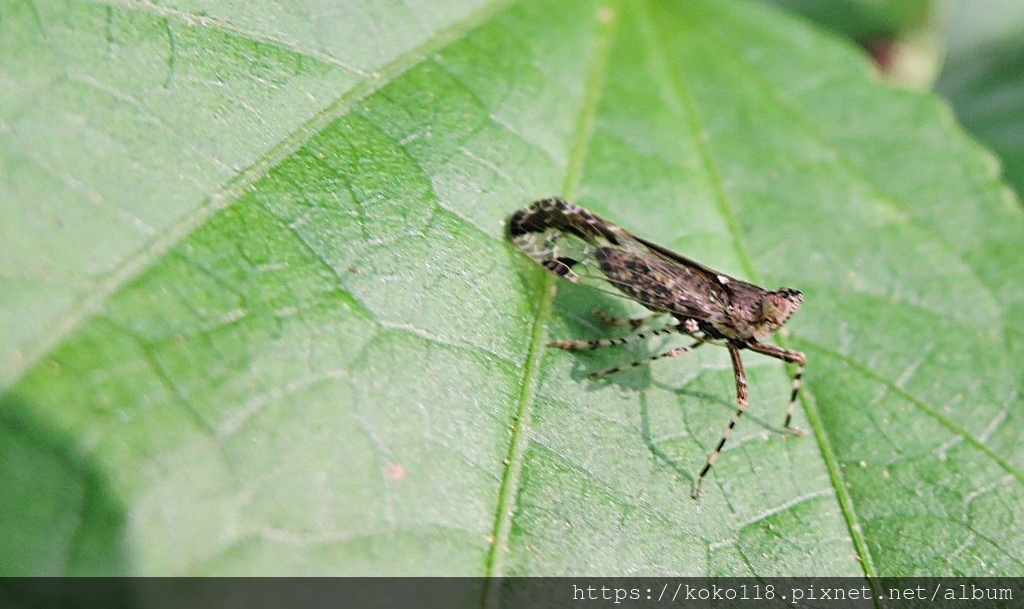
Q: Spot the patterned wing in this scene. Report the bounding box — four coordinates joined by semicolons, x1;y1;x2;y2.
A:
508;198;733;323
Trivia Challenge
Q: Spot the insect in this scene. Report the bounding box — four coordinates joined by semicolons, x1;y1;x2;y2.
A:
508;197;806;499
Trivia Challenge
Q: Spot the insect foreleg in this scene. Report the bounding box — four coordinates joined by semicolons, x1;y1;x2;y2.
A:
746;341;807;435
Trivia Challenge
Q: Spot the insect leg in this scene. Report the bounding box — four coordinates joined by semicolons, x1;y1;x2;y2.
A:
586;338;706;379
550;324;681;351
591;309;658;329
783;360;806;433
693;343;748;500
746;342;807;435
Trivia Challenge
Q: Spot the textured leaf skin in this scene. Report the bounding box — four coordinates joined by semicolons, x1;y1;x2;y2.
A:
1;0;1022;576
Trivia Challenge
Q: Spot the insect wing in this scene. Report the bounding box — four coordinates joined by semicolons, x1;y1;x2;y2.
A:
509;200;729;321
508;208;637;299
594;231;731;321
631;233;732;282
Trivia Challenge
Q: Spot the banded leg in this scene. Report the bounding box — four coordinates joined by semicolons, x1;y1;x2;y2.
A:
550;324;681;351
587;338;706;380
747;341;807;434
693;343;748;500
592;309;657;329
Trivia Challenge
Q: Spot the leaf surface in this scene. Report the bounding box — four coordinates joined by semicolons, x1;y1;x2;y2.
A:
2;0;1022;577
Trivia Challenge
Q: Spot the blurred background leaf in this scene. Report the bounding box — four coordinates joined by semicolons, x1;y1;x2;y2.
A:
935;0;1024;205
767;0;1024;200
1;0;1022;577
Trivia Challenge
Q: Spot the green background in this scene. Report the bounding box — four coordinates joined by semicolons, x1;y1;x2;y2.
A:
2;0;1022;576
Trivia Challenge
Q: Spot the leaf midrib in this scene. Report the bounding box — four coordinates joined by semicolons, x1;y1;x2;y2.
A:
643;0;880;577
482;0;621;583
484;0;871;580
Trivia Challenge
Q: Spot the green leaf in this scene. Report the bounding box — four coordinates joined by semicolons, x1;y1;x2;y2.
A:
2;0;1022;577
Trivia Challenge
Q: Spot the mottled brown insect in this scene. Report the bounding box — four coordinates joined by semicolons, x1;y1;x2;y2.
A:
508;197;806;499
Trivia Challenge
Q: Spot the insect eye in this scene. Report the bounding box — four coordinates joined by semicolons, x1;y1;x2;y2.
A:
774;287;802;300
762;289;803;323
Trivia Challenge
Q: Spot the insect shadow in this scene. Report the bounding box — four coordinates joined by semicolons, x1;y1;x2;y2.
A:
643;379;790;493
549;282;792;493
547;284;657;380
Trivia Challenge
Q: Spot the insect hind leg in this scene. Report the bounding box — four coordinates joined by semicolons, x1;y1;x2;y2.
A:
550;322;681;351
592;309;660;329
586;338;706;379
